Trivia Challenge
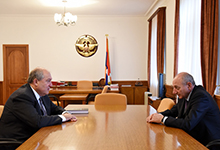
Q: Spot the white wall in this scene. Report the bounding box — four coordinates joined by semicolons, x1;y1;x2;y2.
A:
0;0;177;84
0;15;148;81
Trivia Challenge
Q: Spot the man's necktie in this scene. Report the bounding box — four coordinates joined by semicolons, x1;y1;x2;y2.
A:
184;99;188;113
39;97;47;116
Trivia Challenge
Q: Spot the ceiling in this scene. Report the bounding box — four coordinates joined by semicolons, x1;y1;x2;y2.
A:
0;0;156;16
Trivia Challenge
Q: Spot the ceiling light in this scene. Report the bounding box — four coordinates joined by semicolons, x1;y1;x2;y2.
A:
54;0;77;26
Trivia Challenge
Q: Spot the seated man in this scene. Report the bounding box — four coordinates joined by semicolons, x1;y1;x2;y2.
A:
0;68;77;148
147;72;220;147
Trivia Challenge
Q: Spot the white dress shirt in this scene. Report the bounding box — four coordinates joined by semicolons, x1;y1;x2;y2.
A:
30;85;67;122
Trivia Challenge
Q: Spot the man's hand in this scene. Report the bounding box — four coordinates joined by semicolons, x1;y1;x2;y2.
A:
146;113;164;124
62;113;77;122
146;114;154;122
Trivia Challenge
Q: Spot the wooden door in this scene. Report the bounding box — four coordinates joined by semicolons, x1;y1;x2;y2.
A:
3;45;29;104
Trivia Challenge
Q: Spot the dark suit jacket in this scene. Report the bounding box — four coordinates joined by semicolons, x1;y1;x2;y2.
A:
161;85;220;145
0;84;65;142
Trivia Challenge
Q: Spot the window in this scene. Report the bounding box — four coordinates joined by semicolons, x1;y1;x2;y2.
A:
177;0;202;85
148;7;166;97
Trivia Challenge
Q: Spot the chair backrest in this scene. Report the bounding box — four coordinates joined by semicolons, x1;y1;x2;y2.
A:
0;105;4;118
157;98;175;112
95;93;127;105
48;94;60;106
77;80;93;89
101;85;109;93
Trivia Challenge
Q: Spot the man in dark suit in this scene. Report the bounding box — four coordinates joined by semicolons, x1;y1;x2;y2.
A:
147;72;220;147
0;68;77;147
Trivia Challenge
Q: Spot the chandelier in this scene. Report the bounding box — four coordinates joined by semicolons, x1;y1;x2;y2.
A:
54;0;77;26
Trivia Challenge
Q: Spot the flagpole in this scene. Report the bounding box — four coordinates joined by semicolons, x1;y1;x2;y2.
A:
105;34;111;85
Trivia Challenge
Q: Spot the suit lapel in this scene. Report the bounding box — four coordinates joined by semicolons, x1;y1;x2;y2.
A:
26;84;43;115
183;100;191;116
178;99;186;118
183;87;196;116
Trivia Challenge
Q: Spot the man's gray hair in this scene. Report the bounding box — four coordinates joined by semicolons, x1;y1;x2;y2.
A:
27;68;45;83
180;72;196;86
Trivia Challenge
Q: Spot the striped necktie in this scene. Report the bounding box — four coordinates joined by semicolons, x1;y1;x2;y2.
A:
39;97;47;116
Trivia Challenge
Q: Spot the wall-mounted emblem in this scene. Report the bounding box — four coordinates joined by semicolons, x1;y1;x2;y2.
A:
75;34;98;57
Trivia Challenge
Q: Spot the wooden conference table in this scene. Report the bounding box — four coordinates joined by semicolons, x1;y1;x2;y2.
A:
17;105;208;150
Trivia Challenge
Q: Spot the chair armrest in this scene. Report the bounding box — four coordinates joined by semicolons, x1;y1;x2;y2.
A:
206;139;220;149
0;138;22;146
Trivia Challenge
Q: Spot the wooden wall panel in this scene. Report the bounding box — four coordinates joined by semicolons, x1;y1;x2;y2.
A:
134;86;149;104
112;80;148;88
52;80;149;90
120;87;134;104
120;86;149;105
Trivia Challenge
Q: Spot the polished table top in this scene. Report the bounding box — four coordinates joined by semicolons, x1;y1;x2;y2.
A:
17;105;208;150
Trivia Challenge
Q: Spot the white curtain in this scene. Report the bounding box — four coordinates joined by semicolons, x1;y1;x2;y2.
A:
150;16;158;96
178;0;202;85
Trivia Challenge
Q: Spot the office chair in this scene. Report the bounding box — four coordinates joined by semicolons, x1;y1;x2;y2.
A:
88;85;110;105
101;85;109;93
77;80;93;89
94;93;127;112
94;93;127;105
77;80;93;104
157;98;175;113
0;105;23;149
48;94;60;106
60;80;93;106
98;78;105;86
206;139;220;150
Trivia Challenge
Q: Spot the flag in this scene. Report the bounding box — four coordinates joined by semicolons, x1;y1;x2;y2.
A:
105;34;112;85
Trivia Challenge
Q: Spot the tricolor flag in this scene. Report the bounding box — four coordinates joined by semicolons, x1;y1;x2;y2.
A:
105;34;112;85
